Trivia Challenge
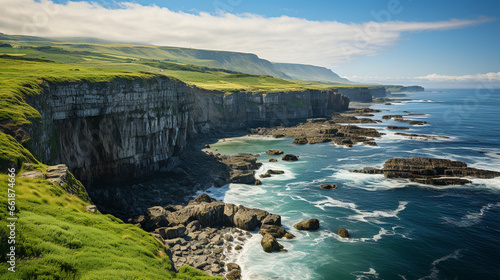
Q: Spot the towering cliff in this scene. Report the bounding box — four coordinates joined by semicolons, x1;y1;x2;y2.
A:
26;76;348;186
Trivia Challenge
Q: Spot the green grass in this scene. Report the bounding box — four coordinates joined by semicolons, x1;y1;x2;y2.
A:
0;56;157;128
0;39;359;94
0;174;222;280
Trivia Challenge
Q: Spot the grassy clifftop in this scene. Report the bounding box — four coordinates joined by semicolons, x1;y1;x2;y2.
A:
0;57;221;279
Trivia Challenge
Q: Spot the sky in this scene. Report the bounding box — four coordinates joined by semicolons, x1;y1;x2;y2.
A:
1;0;499;88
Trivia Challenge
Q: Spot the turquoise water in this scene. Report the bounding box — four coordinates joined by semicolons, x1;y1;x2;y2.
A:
204;89;500;280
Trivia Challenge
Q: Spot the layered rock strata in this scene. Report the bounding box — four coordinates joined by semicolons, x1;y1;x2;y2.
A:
352;158;500;186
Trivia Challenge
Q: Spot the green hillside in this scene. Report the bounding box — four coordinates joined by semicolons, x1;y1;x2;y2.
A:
273;62;352;84
0;56;223;279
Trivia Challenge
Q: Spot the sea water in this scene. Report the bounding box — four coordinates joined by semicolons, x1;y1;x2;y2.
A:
204;89;500;280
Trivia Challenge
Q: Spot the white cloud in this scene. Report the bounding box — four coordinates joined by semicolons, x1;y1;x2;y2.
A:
0;0;494;68
415;72;500;82
346;72;500;88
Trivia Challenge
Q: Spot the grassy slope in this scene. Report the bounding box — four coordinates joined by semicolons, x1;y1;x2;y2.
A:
0;39;358;92
0;58;220;279
0;173;221;280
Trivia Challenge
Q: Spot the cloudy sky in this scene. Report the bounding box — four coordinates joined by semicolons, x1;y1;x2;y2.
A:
1;0;499;88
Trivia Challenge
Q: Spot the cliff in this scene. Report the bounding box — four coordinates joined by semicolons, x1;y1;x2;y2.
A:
26;76;348;186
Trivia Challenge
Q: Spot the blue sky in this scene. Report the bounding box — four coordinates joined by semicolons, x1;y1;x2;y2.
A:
2;0;499;87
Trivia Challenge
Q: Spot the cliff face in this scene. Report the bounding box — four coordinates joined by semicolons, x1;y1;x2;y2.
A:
336;87;372;102
26;77;349;186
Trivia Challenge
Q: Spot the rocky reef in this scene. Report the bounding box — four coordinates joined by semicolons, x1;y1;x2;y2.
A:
352;158;500;186
251;109;381;147
136;193;289;277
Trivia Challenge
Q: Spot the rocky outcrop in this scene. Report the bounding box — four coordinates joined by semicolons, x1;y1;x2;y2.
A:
387;126;409;130
219;153;261;184
282;154;299;161
293;219;320;230
261;234;286;253
320;183;337;190
252;115;381;147
394;132;450;140
266;149;283;155
337;228;349;238
352;158;500;186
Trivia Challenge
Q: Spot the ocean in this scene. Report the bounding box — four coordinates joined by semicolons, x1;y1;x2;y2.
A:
202;89;500;280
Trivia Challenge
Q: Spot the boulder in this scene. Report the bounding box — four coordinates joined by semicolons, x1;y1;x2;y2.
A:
230;170;256;184
337;228;350;238
320;183;337;190
168;200;225;227
45;164;68;186
20;171;44;180
284;232;296;239
260;169;285;178
261;234;285;253
157;225;186;239
261;214;281;226
143;206;170;231
259;224;287;238
266;149;284;155
227;263;241;272
269;158;278;162
255;179;262;185
293;219;320;230
282;154;299;161
188;193;216;205
293;138;308;144
85;205;98;213
387;126;409;130
232;205;270;231
186;220;201;232
226;269;241;280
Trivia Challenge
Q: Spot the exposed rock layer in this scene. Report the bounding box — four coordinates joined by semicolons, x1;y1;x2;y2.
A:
352;158;500;185
26;77;350;186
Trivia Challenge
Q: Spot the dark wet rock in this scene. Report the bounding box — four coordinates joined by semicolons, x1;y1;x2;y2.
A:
409;120;427;125
395;132;449;140
387;126;410;130
352;158;500;186
320;183;337;190
255;179;262;185
382;115;403;120
260;169;285;178
364;141;378;147
337;228;350;238
261;233;285;253
266;149;284;155
293;138;308;144
269;158;278;162
282;154;299;161
235;245;242;250
293;219;320;230
205;144;211;148
330;113;380;124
